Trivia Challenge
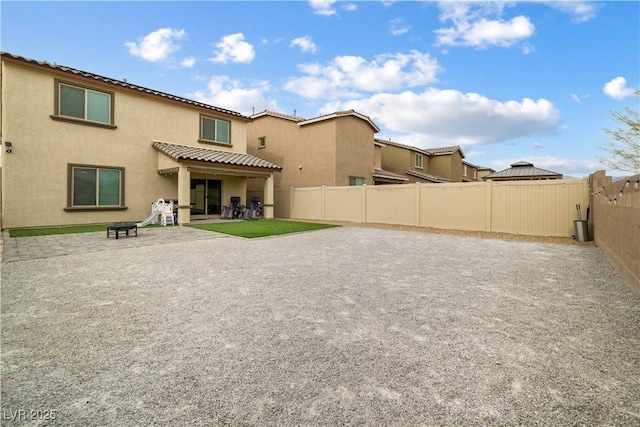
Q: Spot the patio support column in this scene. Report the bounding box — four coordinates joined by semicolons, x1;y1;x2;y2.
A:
177;166;191;224
263;173;275;219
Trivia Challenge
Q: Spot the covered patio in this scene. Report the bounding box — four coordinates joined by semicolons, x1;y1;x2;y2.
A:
153;141;282;224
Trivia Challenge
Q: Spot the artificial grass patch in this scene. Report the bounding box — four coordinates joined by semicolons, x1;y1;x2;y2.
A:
9;224;109;237
187;219;340;238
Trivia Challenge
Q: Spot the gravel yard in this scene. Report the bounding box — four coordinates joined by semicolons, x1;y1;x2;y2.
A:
1;226;639;426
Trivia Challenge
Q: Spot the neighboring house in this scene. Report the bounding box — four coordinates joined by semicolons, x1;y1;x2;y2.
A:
0;52;281;229
246;110;406;191
378;138;478;183
482;161;563;181
462;161;495;182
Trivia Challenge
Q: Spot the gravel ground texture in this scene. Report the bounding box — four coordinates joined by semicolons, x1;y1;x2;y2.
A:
1;226;639;426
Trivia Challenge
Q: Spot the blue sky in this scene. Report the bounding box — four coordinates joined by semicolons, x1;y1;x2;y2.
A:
2;1;638;177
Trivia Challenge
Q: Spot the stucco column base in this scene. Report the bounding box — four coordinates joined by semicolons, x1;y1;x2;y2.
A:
263;174;275;219
177;166;191;224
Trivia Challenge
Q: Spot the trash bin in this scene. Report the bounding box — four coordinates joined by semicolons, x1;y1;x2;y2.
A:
574;220;589;242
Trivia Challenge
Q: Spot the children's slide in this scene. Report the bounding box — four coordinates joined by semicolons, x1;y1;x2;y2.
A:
137;198;174;226
137;211;160;227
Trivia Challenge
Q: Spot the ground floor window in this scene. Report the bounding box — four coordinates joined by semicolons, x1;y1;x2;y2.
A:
349;176;365;186
69;164;124;207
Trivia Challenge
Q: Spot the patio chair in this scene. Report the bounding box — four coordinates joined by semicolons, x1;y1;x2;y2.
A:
244;197;261;220
220;205;233;219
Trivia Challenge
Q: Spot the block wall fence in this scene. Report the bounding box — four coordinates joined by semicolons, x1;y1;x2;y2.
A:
589;171;640;296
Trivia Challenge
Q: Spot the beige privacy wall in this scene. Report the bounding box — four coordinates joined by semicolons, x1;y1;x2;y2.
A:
590;171;640;296
275;179;590;237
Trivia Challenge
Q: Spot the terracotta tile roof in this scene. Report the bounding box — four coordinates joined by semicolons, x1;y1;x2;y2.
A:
375;138;431;156
1;52;250;121
298;109;380;132
152;141;282;170
372;168;409;182
463;160;494;172
405;170;452;183
251;110;305;122
424;145;465;158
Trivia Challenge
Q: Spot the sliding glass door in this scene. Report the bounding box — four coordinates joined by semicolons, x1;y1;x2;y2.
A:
190;179;222;218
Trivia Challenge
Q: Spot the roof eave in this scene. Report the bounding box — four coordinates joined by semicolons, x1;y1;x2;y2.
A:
1;52;251;122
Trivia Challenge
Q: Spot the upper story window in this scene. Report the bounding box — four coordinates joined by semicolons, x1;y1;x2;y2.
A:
258;136;266;148
463;164;468;176
53;80;115;127
473;170;478;179
200;115;230;145
415;153;423;169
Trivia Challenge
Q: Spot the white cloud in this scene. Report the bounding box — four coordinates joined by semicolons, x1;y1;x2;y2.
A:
189;76;278;116
436;15;535;49
284;51;440;100
309;0;337;16
326;88;561;147
435;2;534;49
467;150;486;157
603;76;635;100
390;18;410;36
343;3;358;12
125;28;186;62
210;33;255;64
309;0;356;16
291;36;317;54
543;1;599;23
180;57;196;68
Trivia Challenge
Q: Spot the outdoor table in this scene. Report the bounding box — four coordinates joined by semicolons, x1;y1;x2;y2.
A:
107;222;138;239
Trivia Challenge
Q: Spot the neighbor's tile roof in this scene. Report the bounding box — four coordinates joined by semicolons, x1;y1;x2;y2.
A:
153;141;282;170
372;168;409;182
376;138;432;156
1;52;250;121
375;139;466;159
424;146;465;158
483;161;562;179
298;109;380;132
405;170;452;183
251;110;306;122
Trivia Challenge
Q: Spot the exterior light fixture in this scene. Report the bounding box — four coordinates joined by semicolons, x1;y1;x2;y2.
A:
5;141;12;153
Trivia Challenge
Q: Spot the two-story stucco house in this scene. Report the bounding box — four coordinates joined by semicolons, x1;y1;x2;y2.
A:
246;110;407;193
462;160;495;182
376;138;484;184
0;53;281;229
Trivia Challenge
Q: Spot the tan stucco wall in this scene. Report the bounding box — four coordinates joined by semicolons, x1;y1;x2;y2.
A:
335;116;375;186
1;59;249;228
381;144;423;183
374;145;382;170
428;152;463;182
293;120;337;187
247;115;338;189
